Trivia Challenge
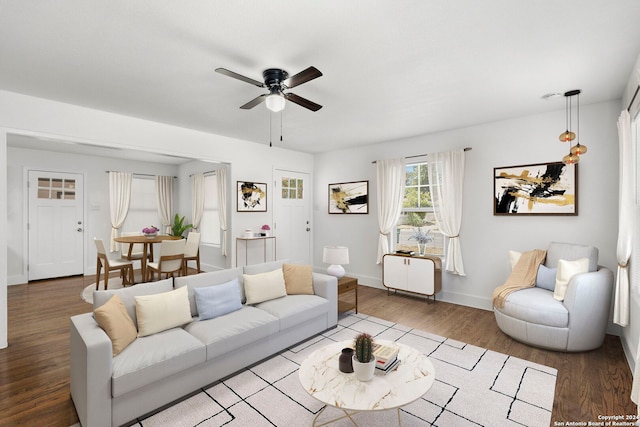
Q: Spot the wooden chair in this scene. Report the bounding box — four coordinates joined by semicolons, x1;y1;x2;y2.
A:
182;232;201;275
121;231;154;264
146;239;185;281
94;238;134;290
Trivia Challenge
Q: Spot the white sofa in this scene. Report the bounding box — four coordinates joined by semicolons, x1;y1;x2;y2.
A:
70;260;338;427
493;242;614;352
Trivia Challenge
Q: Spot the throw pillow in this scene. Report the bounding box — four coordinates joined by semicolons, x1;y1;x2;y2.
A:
135;286;192;337
194;278;243;321
553;258;589;301
282;263;314;295
93;294;137;356
509;251;521;270
243;268;287;305
535;264;557;291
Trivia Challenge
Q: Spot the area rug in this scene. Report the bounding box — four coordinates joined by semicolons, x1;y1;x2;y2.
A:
81;278;124;304
85;313;556;427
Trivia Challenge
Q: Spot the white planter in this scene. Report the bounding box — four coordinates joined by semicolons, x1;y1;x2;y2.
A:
352;356;376;382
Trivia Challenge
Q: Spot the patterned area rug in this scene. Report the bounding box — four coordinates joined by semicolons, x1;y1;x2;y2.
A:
75;313;557;427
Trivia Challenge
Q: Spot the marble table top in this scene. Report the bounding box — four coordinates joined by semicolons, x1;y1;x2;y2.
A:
298;340;435;411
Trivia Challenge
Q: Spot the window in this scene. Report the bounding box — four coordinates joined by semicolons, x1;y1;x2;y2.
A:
124;177;160;233
282;177;303;199
395;162;444;256
200;173;220;245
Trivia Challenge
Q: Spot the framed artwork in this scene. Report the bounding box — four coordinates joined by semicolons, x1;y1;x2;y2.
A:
237;181;267;212
494;161;577;215
328;180;369;214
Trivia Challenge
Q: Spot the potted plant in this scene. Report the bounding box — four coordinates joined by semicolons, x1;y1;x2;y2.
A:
260;224;271;237
409;228;433;256
142;226;159;238
352;332;376;381
170;214;193;238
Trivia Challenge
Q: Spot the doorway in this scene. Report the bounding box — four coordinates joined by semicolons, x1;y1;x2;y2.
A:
27;170;84;280
274;170;311;264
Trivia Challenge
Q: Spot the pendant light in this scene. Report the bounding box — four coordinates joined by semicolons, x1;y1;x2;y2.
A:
560;89;587;165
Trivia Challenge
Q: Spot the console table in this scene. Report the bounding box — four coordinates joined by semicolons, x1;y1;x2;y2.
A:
382;254;442;302
235;236;276;267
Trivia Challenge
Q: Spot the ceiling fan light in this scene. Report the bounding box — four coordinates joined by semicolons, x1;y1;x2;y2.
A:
570;144;588;155
266;94;285;112
558;131;576;142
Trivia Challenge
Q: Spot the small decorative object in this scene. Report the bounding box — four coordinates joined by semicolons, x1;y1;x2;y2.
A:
260;224;271;237
328;180;369;214
338;347;354;373
142;226;159;238
352;333;375;381
237;181;267;212
170;214;193;238
494;162;577;216
322;246;349;278
243;229;253;238
409;228;433;256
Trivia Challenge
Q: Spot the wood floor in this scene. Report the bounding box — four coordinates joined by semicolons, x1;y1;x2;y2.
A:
0;275;635;426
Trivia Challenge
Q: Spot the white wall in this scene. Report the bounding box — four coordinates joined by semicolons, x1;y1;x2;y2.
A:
0;90;314;348
314;100;620;315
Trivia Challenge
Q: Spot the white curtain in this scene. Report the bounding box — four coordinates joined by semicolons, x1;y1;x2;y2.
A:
217;168;229;256
615;109;633;327
155;176;174;235
108;172;132;252
427;150;466;276
190;173;205;231
376;158;406;264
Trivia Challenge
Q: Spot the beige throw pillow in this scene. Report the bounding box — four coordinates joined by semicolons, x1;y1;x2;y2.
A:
243;268;287;304
553;258;589;301
93;294;137;356
135;286;192;337
282;264;314;295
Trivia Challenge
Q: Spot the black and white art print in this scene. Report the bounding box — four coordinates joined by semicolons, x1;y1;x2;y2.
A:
328;181;369;214
237;181;267;212
494;162;577;215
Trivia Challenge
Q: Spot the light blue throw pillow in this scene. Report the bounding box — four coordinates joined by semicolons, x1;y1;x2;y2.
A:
536;265;557;291
194;278;242;321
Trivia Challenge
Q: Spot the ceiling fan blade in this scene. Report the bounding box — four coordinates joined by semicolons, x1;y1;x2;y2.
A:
284;66;322;88
215;68;265;87
285;93;322;112
240;94;267;109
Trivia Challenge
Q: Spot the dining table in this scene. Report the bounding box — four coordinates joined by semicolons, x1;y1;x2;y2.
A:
114;234;182;281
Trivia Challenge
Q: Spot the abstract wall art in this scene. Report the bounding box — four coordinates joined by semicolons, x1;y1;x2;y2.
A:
328;180;369;214
494;162;577;215
237;181;267;212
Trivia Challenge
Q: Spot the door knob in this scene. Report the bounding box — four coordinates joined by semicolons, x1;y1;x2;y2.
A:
306;228;311;231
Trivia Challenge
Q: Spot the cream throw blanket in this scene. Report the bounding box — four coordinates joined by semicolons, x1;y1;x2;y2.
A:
492;249;547;309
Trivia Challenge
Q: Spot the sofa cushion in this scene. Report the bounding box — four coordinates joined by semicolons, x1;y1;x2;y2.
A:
111;327;206;397
175;268;244;315
93;294;137;356
183;306;279;359
497;287;568;328
554;258;590;302
135;286;192;337
243;268;287;304
283;263;314;295
535;265;557;291
194;278;242;320
243;259;288;275
254;294;329;330
545;242;598;272
93;278;174;325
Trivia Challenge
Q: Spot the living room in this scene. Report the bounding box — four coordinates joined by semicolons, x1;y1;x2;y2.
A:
1;1;640;425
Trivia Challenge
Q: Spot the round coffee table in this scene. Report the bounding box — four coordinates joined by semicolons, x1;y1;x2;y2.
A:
298;340;435;426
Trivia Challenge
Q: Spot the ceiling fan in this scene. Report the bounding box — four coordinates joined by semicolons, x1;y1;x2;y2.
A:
215;66;323;112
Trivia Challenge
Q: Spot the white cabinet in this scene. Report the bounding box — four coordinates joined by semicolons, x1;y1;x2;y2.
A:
382;254;442;301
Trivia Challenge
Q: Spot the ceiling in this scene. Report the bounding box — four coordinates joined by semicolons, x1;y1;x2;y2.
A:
1;1;640;154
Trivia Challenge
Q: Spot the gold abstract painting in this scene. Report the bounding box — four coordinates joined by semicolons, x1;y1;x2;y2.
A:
328;181;369;214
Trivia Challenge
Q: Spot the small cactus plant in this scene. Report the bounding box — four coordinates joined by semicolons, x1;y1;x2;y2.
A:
354;333;374;363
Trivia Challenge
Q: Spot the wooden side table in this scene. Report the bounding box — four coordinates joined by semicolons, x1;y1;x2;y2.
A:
337;276;358;314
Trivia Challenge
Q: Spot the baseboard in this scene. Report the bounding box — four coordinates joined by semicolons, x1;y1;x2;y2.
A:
621;334;636;375
8;274;26;286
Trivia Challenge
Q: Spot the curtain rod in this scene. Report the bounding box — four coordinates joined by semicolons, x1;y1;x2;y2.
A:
627;85;640;112
189;170;217;177
105;171;177;179
371;147;472;164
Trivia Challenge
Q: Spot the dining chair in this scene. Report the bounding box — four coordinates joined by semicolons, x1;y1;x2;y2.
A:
182;232;201;275
94;238;134;290
146;239;186;281
121;231;154;263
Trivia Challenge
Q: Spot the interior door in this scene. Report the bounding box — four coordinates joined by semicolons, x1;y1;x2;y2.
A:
28;170;84;280
274;170;311;264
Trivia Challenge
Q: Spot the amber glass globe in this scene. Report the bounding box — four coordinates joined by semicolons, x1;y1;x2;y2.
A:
559;131;576;142
562;153;580;165
570;144;588;155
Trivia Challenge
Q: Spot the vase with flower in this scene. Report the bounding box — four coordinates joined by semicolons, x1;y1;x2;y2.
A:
260;224;271;237
142;226;159;238
409;228;433;256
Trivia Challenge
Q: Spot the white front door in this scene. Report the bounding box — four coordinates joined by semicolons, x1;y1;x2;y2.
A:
28;170;84;280
274;170;311;264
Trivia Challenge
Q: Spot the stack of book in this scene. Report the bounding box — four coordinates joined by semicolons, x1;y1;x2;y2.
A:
373;342;400;374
